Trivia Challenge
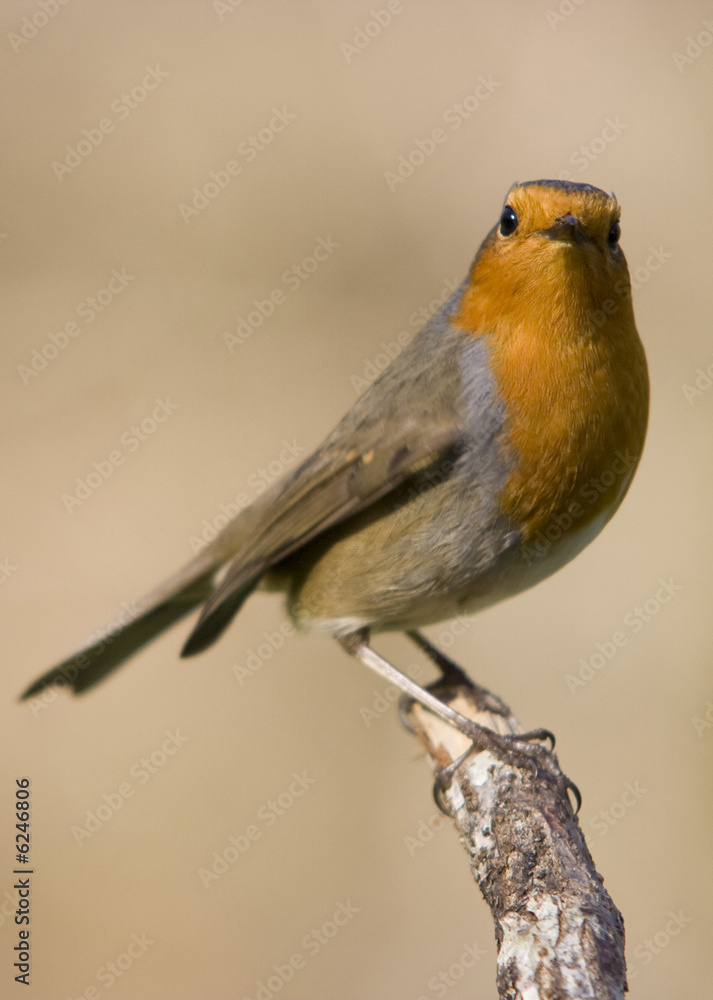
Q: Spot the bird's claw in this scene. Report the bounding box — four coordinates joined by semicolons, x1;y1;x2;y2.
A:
561;774;582;814
397;692;418;734
431;723;580;816
519;727;556;752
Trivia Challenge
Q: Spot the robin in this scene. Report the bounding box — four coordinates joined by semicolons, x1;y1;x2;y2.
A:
22;179;649;758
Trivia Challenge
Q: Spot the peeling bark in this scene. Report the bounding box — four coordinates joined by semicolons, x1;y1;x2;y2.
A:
406;682;626;1000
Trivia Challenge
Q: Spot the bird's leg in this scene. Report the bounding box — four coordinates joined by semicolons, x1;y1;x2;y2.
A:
403;629;554;749
405;629;579;813
338;629;579;815
338;628;554;768
404;629;512;718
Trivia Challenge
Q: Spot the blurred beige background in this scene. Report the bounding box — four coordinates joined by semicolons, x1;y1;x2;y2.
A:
2;1;712;997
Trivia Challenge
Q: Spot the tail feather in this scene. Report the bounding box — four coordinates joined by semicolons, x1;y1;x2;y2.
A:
20;550;222;699
180;581;256;658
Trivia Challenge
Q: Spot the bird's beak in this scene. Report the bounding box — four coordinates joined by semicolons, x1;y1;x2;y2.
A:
540;214;590;244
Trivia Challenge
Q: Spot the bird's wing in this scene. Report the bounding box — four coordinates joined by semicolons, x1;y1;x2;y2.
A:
22;313;470;696
181;411;461;655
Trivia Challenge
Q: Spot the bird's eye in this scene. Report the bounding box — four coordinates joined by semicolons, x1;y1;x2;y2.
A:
499;205;518;236
607;220;621;247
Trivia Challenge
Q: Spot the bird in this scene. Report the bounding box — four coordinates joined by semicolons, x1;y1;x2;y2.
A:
22;179;649;754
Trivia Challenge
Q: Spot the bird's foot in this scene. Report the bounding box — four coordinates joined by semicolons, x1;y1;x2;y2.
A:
431;722;581;816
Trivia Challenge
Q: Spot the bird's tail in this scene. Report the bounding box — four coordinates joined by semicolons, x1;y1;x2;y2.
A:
20;546;228;699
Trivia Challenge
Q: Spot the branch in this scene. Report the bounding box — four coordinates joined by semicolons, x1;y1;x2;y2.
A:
405;676;627;1000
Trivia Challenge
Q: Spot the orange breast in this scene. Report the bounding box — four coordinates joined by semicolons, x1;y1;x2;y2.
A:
454;251;649;543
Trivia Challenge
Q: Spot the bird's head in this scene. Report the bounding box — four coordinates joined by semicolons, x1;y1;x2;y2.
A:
455;179;633;335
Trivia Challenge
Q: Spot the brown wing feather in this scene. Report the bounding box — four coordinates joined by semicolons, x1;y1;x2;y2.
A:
181;421;459;655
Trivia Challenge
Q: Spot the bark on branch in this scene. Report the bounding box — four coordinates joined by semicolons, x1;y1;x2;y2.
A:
405;677;626;1000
